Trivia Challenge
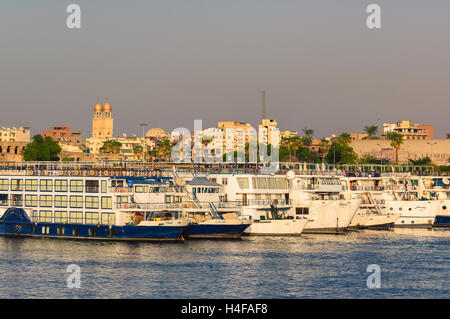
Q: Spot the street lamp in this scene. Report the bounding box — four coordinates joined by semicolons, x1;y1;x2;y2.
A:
140;123;148;162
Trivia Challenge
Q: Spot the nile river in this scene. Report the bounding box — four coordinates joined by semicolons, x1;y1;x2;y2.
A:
0;229;448;298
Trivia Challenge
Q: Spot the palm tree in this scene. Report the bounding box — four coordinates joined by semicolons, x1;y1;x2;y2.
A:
320;138;330;160
386;132;404;164
156;139;173;162
302;127;314;138
337;132;352;146
363;125;378;139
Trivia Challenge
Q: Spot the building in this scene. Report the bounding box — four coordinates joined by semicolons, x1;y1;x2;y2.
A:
145;127;169;141
92;97;114;139
218;121;255;152
0;141;28;161
447;133;450;139
258;118;279;146
0;127;30;143
381;121;433;140
42;126;83;144
280;130;298;140
349;133;369;141
351;139;450;165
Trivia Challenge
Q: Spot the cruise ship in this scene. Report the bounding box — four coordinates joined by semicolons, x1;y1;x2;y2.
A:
0;162;250;241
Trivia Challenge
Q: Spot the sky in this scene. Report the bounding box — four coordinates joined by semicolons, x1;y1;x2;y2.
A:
0;1;449;139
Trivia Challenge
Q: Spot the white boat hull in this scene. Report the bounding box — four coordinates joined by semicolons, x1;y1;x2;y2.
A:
386;200;441;228
302;199;361;234
244;218;308;236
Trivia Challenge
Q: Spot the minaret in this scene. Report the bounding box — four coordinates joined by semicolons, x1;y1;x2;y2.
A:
92;97;114;139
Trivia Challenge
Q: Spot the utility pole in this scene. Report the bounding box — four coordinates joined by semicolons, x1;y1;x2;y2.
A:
140;123;148;162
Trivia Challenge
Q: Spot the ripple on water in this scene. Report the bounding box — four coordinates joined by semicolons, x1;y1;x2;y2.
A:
0;230;448;298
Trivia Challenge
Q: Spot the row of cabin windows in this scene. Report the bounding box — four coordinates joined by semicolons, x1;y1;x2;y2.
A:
32;211;115;225
0;179;107;193
236;177;288;190
135;186;184;193
192;187;219;194
0;194;112;209
33;226;118;237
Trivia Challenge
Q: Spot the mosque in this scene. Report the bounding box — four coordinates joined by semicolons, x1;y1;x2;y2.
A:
92;97;114;139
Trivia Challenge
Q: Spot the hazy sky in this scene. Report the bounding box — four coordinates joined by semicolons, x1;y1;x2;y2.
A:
0;1;449;138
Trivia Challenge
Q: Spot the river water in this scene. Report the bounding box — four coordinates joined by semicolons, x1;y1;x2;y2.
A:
0;229;448;298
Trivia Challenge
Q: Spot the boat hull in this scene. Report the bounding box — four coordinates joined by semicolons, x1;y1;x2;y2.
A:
187;220;252;239
0;208;188;241
243;218;308;236
433;215;450;228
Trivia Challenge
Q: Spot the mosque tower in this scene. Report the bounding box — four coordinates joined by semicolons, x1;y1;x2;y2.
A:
92;97;114;139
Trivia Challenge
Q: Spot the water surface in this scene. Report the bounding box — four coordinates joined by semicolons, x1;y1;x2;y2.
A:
0;229;448;298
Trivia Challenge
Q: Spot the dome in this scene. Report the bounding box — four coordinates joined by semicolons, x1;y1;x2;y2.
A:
146;127;167;138
103;101;112;112
94;101;102;112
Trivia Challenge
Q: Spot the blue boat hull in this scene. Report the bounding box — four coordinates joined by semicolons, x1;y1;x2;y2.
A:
433;215;450;228
0;208;186;241
187;223;250;239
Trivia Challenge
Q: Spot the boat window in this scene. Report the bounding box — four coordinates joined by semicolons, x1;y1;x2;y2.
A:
85;212;99;225
86;196;99;209
0;179;8;191
85;180;99;193
11;179;23;191
101;180;107;193
101;197;113;209
39;211;52;223
277;178;288;189
25;179;38;191
70;196;83;208
54;195;68;208
40;179;53;192
296;207;309;215
70;212;83;224
55;180;68;192
0;194;7;206
70;180;83;192
268;178;277;189
101;213;115;225
237;177;249;189
39;195;53;207
54;211;68;223
25;195;38;207
255;177;267;189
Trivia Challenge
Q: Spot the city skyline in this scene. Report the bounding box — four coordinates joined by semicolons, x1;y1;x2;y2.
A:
1;1;449;138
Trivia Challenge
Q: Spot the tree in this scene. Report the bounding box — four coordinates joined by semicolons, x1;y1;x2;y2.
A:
23;135;62;161
337;132;352;146
302;127;314;146
325;142;358;164
408;157;432;166
156;139;173;161
359;155;383;164
386;132;404;164
363;125;379;139
133;145;143;158
99;140;122;154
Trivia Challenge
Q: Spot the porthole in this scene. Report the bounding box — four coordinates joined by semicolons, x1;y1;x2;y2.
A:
409;208;412;211
399;208;402;211
390;207;393;211
443;206;447;210
411;220;415;224
401;220;405;223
